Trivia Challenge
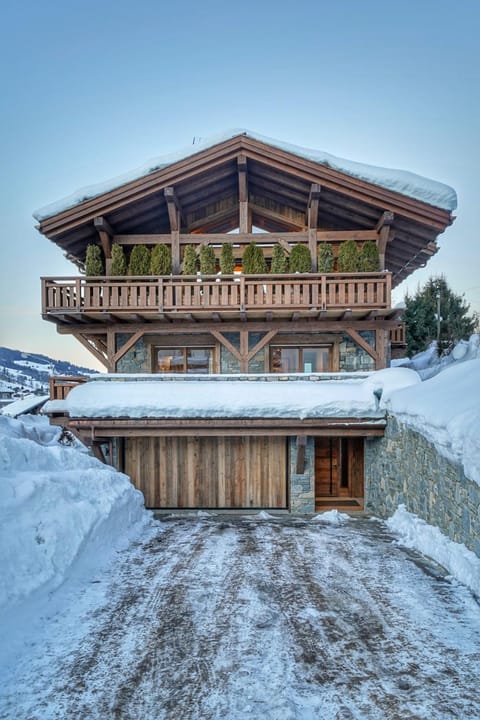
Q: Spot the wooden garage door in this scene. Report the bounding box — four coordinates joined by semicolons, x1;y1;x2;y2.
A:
124;436;287;509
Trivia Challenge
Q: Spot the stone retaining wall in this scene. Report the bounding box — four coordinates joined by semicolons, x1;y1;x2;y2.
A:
289;437;315;513
365;415;480;557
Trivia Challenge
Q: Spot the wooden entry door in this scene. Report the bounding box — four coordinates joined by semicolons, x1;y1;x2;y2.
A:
315;438;364;508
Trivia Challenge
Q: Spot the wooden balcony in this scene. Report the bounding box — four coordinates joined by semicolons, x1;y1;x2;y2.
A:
42;272;393;324
49;375;88;401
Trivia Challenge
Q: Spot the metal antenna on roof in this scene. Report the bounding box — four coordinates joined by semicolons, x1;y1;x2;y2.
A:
192;136;202;145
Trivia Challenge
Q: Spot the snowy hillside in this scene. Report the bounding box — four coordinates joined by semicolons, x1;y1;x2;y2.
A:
0;347;95;398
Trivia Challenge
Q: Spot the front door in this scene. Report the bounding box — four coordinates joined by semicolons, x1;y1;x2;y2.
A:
315;438;364;510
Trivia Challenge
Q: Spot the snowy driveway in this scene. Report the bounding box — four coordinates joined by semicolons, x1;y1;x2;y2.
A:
1;515;480;720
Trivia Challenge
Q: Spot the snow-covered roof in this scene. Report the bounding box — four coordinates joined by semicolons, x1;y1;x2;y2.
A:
34;130;457;221
0;394;50;418
43;370;419;421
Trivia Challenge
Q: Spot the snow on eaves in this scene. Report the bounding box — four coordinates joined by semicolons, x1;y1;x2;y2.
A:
43;370;420;421
33;129;457;221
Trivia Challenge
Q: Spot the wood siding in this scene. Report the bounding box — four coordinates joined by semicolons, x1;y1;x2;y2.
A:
124;436;287;509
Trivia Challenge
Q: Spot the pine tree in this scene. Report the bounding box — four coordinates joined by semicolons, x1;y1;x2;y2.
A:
128;245;151;275
150;244;172;275
404;276;477;356
110;244;127;276
289;244;311;273
182;245;197;275
270;244;289;273
317;242;334;273
220;243;235;274
242;242;267;274
337;239;359;272
359;241;380;272
199;245;216;274
85;244;103;276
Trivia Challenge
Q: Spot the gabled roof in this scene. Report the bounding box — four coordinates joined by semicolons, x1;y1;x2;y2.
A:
35;130;456;284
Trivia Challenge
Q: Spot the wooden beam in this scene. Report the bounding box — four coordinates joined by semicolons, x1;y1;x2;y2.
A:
375;328;387;369
238;153;250;234
112;330;145;364
210;330;242;361
240;329;249;372
72;332;108;368
376;212;394;271
164;187;181;273
307;184;321;272
107;329;116;372
94;216;113;261
246;329;278;362
345;328;379;363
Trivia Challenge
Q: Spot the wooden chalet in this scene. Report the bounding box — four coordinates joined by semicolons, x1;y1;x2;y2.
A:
38;131;455;512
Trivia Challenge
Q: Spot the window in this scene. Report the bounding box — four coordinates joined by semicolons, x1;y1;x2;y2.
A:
271;346;331;373
155;348;214;374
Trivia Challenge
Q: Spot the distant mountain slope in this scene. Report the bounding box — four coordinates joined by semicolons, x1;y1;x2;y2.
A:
0;347;96;397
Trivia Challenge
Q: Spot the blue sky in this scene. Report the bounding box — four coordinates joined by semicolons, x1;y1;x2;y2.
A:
1;0;479;369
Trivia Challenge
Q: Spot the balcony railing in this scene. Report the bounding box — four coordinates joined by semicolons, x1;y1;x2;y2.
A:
42;272;392;318
49;375;88;401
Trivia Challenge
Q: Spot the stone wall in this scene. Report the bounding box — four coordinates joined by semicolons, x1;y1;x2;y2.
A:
289;437;315;513
116;336;149;373
365;415;480;557
339;331;376;372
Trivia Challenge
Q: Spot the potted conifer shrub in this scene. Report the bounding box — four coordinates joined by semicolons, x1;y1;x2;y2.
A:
289;244;311;273
242;242;266;274
85;243;104;276
317;242;334;273
220;243;235;274
110;244;127;275
358;241;380;272
270;244;289;273
199;245;216;275
128;245;151;275
182;245;197;275
150;244;172;275
337;239;360;272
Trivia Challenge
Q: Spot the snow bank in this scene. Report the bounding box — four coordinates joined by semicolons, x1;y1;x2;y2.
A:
310;509;350;525
385;359;480;486
393;335;480;380
0;415;148;610
387;506;480;597
33;129;456;221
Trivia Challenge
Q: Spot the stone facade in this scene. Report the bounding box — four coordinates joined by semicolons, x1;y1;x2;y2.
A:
289;437;315;513
339;331;376;372
365;415;480;557
116;335;149;373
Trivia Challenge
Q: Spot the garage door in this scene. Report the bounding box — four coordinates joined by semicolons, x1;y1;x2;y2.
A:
124;436;288;509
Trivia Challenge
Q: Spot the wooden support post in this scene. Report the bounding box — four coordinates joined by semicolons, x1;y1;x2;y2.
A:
307;184;321;271
375;328;387;369
375;211;394;271
106;329;116;372
240;329;249;372
165;187;183;274
238;154;250;234
94;216;114;273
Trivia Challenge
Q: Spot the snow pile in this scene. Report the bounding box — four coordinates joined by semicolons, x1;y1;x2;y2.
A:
385;359;480;486
393;335;480;380
0;415;147;610
45;369;420;421
34;129;456;221
387;506;480;597
310;509;350;525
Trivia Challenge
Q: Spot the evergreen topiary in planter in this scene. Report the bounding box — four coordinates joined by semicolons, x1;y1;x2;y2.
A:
128;245;151;275
182;245;197;275
85;244;104;276
242;242;267;274
150;244;172;275
110;244;127;276
359;240;380;272
317;242;334;273
220;243;235;274
337;239;359;272
199;245;216;275
289;244;311;273
271;244;289;273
